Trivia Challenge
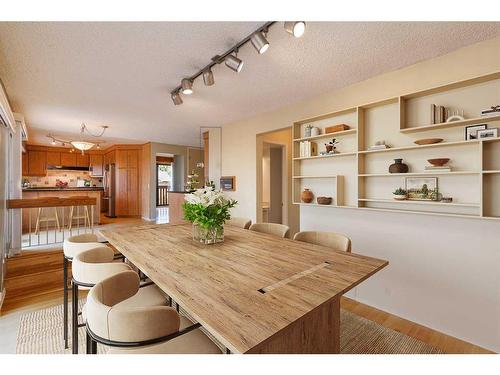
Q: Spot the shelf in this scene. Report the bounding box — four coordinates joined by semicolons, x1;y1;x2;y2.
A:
359;139;479;154
293;175;339;179
357;206;481;219
293;152;357;161
358;171;479;177
293;129;357;142
293;202;357;208
400;115;500;134
483;170;500;174
358;198;479;207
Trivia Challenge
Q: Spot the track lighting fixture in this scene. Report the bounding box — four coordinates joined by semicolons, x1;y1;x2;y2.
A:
171;91;183;105
169;21;306;105
203;69;215;86
250;31;269;54
284;21;306;38
181;79;193;95
225;54;244;73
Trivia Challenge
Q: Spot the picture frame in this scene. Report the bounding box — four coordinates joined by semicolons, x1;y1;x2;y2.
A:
220;176;236;191
476;128;498;140
405;177;439;201
465;124;487;140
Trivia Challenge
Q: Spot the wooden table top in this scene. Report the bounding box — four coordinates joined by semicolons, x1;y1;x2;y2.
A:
101;223;388;353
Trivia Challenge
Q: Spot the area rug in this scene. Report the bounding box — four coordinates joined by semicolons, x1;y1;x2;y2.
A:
16;300;443;354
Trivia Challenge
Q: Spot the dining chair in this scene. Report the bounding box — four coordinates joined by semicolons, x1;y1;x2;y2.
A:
226;217;252;229
62;233;108;350
85;270;222;354
293;231;352;252
71;246;167;354
249;223;290;238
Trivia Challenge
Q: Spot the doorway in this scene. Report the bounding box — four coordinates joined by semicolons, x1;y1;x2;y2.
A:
262;143;285;223
156;155;174;207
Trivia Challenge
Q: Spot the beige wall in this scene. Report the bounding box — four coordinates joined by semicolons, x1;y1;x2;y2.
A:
221;37;500;351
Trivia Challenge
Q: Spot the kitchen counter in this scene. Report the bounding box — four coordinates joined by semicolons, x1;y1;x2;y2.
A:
22;187;104;192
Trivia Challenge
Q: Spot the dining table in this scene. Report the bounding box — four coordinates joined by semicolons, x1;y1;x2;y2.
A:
100;223;388;354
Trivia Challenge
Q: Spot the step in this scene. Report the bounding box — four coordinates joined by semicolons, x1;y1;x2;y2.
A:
6;249;63;278
4;268;65;299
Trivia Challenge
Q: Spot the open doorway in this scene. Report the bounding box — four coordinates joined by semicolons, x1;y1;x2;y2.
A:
156;154;174;207
256;127;299;237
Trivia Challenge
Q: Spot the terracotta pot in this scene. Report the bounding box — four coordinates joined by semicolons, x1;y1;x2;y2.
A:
301;188;314;203
389;159;409;173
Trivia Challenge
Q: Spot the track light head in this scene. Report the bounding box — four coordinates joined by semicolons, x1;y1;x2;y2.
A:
284;21;306;38
51;139;56;145
203;69;215;86
225;54;244;73
181;79;193;95
251;31;269;54
171;91;183;105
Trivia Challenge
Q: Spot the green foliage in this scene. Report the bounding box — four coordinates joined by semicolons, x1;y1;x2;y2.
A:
393;187;407;195
183;199;237;230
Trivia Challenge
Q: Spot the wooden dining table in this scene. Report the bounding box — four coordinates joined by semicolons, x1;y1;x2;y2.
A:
100;223;388;354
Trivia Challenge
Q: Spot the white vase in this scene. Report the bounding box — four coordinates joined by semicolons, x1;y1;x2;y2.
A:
311;127;320;136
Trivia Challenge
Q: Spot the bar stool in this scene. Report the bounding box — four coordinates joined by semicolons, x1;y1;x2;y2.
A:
293;231;352;252
67;195;91;231
34;196;61;234
86;270;222;354
72;247;168;354
62;233;108;350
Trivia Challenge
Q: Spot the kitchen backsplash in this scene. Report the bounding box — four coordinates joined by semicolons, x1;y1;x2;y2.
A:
23;170;103;188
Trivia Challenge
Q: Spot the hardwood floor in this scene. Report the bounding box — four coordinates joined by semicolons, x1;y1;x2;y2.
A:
341;297;493;354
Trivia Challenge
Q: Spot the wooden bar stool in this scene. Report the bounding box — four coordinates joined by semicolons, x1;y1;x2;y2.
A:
34;196;61;234
67;195;91;230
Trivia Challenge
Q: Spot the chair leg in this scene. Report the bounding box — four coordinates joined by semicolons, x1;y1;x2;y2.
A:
63;256;69;349
91;336;97;354
84;206;91;228
34;208;41;234
72;281;79;354
54;207;61;231
86;329;91;354
68;206;73;231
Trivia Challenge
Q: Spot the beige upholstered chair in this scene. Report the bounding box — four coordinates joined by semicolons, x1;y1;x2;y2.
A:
249;223;290;238
226;217;252;229
71;247;166;354
86;270;222;354
293;231;352;253
62;233;108;350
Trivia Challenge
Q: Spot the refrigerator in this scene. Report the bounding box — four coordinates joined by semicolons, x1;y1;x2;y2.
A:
103;163;116;218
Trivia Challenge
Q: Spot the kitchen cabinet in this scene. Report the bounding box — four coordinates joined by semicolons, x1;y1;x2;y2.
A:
46;151;61;166
60;152;77;166
27;151;47;176
76;153;90;167
115;149;140;216
90;154;104;176
22;153;28;175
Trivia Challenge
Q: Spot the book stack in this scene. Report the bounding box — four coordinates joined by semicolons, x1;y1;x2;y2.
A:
424;165;451;173
430;104;446;124
299;141;317;157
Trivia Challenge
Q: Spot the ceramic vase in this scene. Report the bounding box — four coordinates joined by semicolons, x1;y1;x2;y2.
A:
301;188;314;203
389;159;409;174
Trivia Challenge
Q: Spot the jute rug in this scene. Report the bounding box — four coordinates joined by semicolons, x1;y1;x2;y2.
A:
16;300;443;354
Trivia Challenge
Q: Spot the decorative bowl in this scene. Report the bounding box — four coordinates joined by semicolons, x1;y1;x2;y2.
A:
414;138;443;145
393;194;407;201
427;158;450;166
317;196;333;205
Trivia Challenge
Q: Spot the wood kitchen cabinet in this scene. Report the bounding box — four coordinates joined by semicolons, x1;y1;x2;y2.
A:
46;151;61;166
76;153;90;167
115;149;140;216
60;152;77;166
27;151;47;176
90;154;104;176
22;153;28;175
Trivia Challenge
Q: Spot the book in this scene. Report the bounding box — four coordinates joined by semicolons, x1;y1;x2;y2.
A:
430;104;436;124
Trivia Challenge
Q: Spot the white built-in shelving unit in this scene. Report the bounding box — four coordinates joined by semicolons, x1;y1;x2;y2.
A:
292;71;500;220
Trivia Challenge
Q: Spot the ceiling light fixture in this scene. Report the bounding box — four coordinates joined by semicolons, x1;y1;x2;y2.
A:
203;69;215;86
284;21;306;38
169;21;305;105
250;31;269;54
47;123;108;154
181;79;193;95
225;53;244;73
171;91;183;105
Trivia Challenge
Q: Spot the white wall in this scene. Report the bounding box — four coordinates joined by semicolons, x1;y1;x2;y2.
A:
208;128;222;189
221;37;500;351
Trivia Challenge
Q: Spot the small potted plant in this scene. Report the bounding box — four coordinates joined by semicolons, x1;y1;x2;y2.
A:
392;187;407;200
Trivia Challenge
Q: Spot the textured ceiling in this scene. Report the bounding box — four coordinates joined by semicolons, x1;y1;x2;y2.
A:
0;22;499;146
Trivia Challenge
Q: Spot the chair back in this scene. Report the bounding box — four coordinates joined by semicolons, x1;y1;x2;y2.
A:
226;217;252;229
293;231;351;252
86;270;180;342
63;233;102;258
72;247;130;285
249;223;290;238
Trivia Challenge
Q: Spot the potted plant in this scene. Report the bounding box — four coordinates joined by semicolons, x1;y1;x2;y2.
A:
183;188;237;245
392;187;407;200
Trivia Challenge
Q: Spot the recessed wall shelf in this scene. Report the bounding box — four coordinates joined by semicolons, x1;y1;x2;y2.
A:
292;71;500;220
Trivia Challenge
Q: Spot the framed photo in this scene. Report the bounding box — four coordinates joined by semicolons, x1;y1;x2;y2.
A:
476;128;498;140
220;176;236;191
405;177;439;201
465;124;487;140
